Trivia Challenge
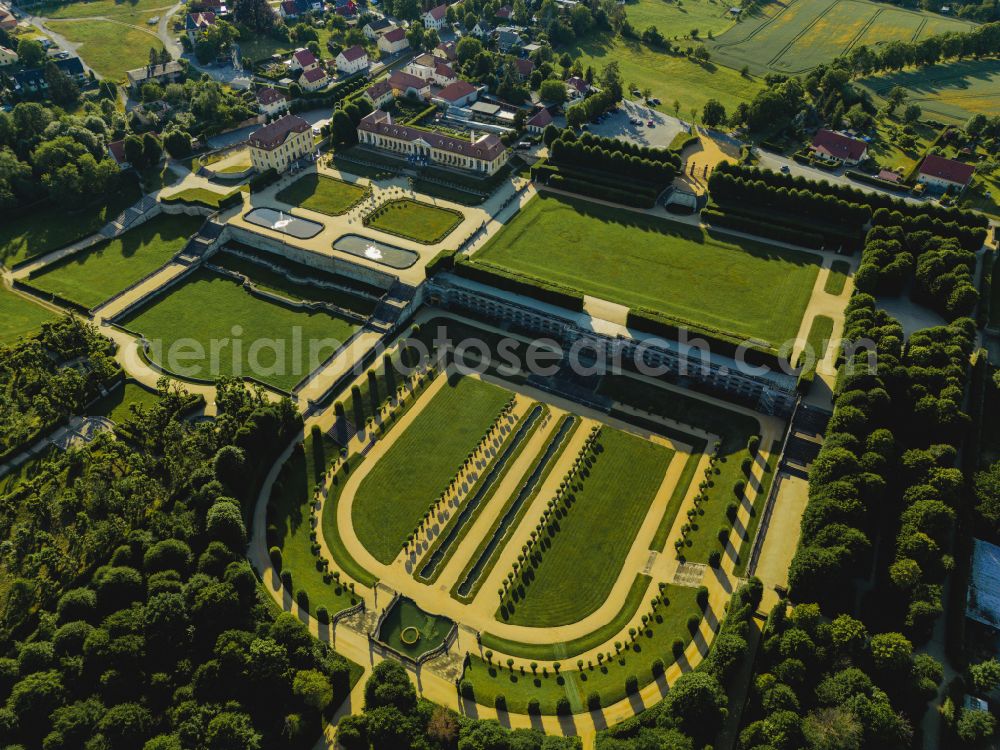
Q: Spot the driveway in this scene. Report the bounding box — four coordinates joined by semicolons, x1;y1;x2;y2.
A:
586;99;686;149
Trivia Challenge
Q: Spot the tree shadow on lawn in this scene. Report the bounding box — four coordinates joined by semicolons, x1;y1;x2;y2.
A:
860;59;1000;99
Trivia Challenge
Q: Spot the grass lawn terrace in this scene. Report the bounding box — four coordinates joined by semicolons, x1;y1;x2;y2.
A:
365;198;462;244
47;19;165;81
28;214;203;309
121;268;358;392
351;375;510;565
276;174;369;216
0;287;57;345
500;427;672;628
474;193;820;347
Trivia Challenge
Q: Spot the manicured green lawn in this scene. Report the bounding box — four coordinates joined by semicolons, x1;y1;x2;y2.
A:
42;0;175;20
365;198;463;244
599;375;760;566
87;382;162;424
801;315;834;366
47;19;165;81
0;286;57;346
570;32;762;114
733;445;778;577
859;59;1000;124
271;432;363;616
352;375;511;564
28;214;203;309
825;260;850;295
474;193;821;346
482;574;652;660
276;174;369;216
0;182;141;268
465;584;701;713
991;254;1000;330
122;268;359;392
163;186;245;208
500;428;672;627
650;449;703;551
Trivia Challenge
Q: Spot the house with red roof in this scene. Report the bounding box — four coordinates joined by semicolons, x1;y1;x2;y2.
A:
289;48;319;73
363;79;395;109
299;66;329;91
185;12;216;43
433;41;457;62
335;44;369;74
257;87;290;117
378;26;410;55
525;107;552;134
249;114;312;173
809;129;868;165
564;76;589;101
107;140;130;169
279;0;300;19
388;70;431;100
422;3;448;30
917;154;975;192
513;57;534;80
432;80;478;108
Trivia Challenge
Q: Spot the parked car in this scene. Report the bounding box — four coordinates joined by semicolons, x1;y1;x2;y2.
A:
647;120;655;127
780;165;791;174
652;97;661;105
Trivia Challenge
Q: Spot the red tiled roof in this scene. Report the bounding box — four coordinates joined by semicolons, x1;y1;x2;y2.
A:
435;41;457;60
292;48;317;67
425;3;447;20
257;87;287;106
526;108;552;128
365;80;393;99
435;80;476;102
280;0;298;13
108;139;128;165
339;44;367;62
302;67;327;83
382;26;407;42
810;129;867;162
496;5;511;17
359;110;505;161
918;154;975;186
565;76;588;93
435;61;456;79
249;114;310;150
514;58;533;76
388;70;428;91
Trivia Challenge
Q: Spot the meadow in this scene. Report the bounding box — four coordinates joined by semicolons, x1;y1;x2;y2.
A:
474;193;821;347
859;59;1000;124
121;268;358;392
28;214;202;309
0;287;56;345
625;0;736;38
47;19;164;80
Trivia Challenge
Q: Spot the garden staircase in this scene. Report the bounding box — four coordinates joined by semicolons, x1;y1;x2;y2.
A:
99;196;158;239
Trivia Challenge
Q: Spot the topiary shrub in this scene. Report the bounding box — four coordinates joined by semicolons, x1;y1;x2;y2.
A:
733;480;746;497
625;675;639;694
269;546;282;570
696;585;709;608
717;526;730;544
316;606;329;623
651;658;665;676
527;698;540;715
672;639;685;658
748;435;760;455
280;570;293;590
587;691;601;710
687;614;701;634
460;680;474;700
742;456;753;475
708;550;722;568
556;697;571;715
726;502;739;522
296;589;309;611
494;694;506;711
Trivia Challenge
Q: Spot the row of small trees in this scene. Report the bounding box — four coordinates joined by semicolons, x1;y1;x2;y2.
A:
549;137;677;187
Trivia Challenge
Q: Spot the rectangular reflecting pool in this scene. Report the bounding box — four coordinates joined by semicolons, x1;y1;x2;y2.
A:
334;234;419;270
244;207;324;239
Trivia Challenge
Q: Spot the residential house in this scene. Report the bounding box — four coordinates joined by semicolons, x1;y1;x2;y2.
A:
257;86;290;117
433;41;457;62
387;70;430;100
357;108;509;174
525;107;552;134
288;47;319;73
422;3;448;30
279;0;301;19
377;26;409;55
248;114;313;173
191;0;228;14
513;57;533;80
432;80;478;108
471;20;492;38
0;8;15;31
564;75;589;100
299;65;329;90
107;140;130;169
362;16;393;39
0;45;16;66
185;12;216;43
809;128;867;165
404;53;456;86
495;26;522;52
363;79;394;108
125;60;184;93
495;5;512;20
335;44;368;74
917;154;975;193
333;0;357;16
54;56;87;84
10;58;87;98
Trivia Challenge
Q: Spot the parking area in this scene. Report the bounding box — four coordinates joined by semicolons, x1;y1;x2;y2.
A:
584;99;688;149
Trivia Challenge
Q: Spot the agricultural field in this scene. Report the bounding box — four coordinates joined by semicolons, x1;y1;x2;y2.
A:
46;19;164;80
708;0;975;76
859;59;1000;124
625;0;736;38
121;268;359;391
40;0;175;20
0;286;57;345
276;174;369;216
473;193;820;347
27;214;202;309
364;199;463;244
351;375;511;564
570;33;761;114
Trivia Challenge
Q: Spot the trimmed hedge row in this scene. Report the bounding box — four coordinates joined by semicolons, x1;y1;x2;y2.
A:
701;207;825;250
575;130;682;166
424;247;458;277
453;259;585;311
550;137;676;187
706;198;863;252
845;169;910;194
626;306;788;370
715;161;988;228
547;173;656;209
871;207;987;252
161;190;243;210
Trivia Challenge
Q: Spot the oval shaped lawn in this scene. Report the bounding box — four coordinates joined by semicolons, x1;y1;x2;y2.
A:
351;375;510;565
